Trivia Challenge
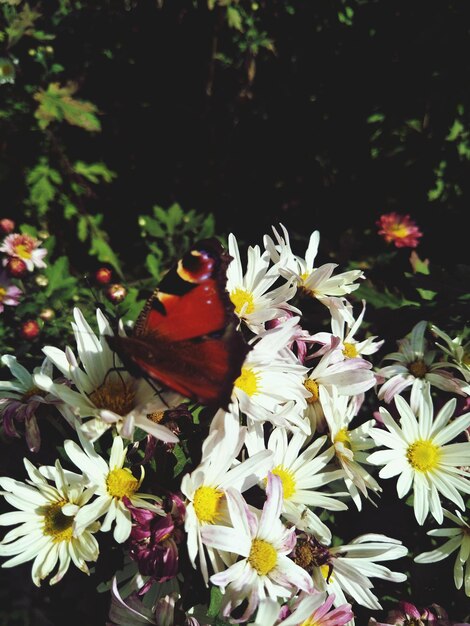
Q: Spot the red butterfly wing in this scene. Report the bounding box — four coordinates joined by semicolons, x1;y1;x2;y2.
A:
108;238;249;408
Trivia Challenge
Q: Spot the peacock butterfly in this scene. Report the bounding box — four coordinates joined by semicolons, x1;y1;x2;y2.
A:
107;238;249;410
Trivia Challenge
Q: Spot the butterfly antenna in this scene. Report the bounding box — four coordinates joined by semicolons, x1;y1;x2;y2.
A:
84;273;102;308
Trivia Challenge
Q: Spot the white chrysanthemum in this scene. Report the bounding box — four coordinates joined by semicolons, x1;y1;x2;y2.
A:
180;409;272;584
296;533;407;615
414;509;470;596
263;224;364;304
367;388;470;525
64;433;162;543
314;298;384;359
246;425;347;544
34;307;180;444
227;233;299;333
201;473;314;623
303;340;376;433
0;458;99;586
376;320;468;411
232;316;311;433
322;387;381;510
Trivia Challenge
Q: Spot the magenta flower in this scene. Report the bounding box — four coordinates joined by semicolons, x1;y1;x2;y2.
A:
369;601;470;626
377;212;423;248
126;492;186;590
0;233;47;271
0;271;21;313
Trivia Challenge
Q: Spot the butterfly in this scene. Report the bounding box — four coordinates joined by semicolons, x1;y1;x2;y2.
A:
107;238;249;410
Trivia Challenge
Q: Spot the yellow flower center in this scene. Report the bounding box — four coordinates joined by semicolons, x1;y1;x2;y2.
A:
390;223;409;238
342;342;358;358
193;485;224;523
304;378;319;403
235;367;260;396
230;288;255;315
147;410;165;423
270;465;296;500
0;287;6;302
42;501;74;543
106;468;140;499
406;439;441;472
408;359;428;379
300;271;311;284
334;427;351;448
248;538;277;576
14;244;32;259
89;378;136;415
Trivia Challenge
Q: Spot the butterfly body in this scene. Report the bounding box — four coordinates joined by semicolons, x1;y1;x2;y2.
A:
107;238;249;409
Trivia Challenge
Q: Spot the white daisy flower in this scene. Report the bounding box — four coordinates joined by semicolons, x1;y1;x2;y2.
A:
367;388;470;525
201;473;314;623
376;320;467;411
64;432;162;543
303;340;376;433
314;298;384;360
263;223;364;304
180;409;273;584
246;425;348;544
232;316;311;433
292;532;408;613
322;387;382;510
34;307;180;444
227;233;299;333
0;457;99;586
414;509;470;596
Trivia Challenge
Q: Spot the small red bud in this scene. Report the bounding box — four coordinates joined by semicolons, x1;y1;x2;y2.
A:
0;218;15;234
95;267;113;284
106;283;127;303
6;257;28;278
20;319;40;340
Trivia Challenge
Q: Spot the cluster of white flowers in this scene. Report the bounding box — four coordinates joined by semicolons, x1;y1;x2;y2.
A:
0;224;469;626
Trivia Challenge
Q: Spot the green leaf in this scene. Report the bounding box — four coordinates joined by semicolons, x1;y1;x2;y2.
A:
227;6;243;31
44;256;76;296
140;216;166;237
145;253;161;279
5;3;41;47
74;161;116;184
166;203;184;234
172;444;188;478
63;201;78;219
26;159;62;215
355;282;419;310
34;82;101;132
77;215;88;242
367;112;385;124
446;119;464;141
89;235;122;276
207;586;223;619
